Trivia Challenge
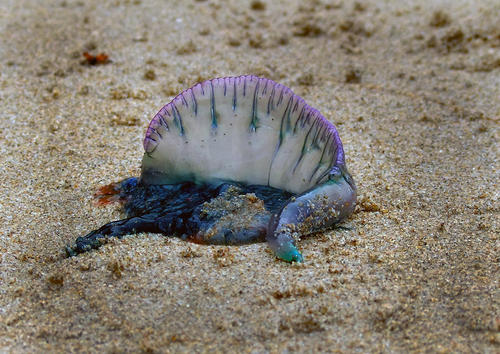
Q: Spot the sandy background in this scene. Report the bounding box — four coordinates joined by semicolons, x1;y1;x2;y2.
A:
0;0;499;352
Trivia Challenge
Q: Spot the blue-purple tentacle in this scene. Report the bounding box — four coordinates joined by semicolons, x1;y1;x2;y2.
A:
266;166;356;262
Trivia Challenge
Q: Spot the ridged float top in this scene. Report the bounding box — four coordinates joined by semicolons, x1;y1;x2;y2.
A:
141;75;346;194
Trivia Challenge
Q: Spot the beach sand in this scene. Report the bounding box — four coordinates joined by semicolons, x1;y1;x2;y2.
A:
0;0;498;352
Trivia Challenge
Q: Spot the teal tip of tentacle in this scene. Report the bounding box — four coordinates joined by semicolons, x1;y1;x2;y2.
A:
275;243;304;263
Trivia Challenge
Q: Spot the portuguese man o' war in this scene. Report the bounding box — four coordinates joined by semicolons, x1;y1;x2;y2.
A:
67;75;356;262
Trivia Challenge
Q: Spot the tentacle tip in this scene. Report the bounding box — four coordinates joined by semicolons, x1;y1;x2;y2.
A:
276;245;304;263
65;245;77;258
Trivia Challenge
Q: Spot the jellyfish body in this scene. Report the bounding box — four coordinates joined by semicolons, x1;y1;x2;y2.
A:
68;75;356;262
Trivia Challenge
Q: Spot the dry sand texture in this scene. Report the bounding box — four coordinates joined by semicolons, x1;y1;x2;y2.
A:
0;0;499;352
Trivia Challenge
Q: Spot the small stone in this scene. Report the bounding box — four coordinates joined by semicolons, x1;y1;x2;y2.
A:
107;259;124;279
293;22;324;37
250;0;266;11
227;37;242;47
143;69;156;81
176;40;197;55
47;273;64;286
345;68;362;83
429;10;451;28
297;72;314;86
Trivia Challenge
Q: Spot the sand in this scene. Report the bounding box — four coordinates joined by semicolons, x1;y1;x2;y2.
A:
0;0;498;352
